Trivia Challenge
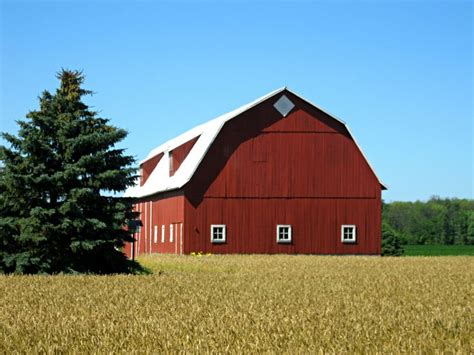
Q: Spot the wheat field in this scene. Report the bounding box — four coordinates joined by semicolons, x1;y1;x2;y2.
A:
0;255;472;353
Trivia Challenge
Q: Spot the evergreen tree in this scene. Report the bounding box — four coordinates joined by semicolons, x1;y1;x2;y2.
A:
0;70;141;274
381;222;404;256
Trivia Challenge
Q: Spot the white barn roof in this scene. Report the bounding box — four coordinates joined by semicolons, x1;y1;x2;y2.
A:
124;88;387;198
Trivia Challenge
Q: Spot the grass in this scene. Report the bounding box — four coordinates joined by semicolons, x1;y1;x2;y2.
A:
1;255;472;353
404;244;474;256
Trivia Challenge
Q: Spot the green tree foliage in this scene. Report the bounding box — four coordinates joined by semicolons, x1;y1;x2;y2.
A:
0;70;142;274
383;197;474;246
381;221;404;256
467;212;474;245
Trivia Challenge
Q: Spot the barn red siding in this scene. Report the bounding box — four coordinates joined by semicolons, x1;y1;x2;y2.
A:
262;104;340;133
140;153;163;186
183;91;382;254
125;192;185;257
170;136;199;176
183;197;381;255
192;132;377;198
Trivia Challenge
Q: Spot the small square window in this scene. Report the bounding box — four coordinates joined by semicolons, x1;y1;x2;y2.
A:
211;225;226;244
277;225;292;243
341;225;356;243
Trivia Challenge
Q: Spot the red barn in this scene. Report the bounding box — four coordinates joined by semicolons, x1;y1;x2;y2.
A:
124;88;386;256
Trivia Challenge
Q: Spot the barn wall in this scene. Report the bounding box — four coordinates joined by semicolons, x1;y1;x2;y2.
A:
183;196;381;254
184;91;382;254
125;192;185;257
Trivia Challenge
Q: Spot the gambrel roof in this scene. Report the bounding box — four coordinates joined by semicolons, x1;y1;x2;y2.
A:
124;88;387;198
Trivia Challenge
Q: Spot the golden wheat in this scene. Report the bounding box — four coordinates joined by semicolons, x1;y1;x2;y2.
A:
0;255;472;353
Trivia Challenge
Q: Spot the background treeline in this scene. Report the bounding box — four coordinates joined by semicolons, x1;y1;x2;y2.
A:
383;197;474;245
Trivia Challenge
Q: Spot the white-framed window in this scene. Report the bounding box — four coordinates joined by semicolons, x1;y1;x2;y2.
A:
154;225;158;243
276;225;292;243
161;225;165;243
341;225;357;243
170;224;174;243
211;224;226;243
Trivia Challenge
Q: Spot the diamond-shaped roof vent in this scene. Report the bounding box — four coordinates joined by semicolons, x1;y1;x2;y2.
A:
273;95;295;117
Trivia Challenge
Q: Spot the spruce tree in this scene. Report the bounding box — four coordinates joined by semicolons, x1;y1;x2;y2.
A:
0;70;141;274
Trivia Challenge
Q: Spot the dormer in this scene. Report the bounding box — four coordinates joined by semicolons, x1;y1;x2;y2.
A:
140;153;163;186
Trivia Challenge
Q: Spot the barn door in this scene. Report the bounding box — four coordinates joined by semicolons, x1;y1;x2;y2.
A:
172;222;184;255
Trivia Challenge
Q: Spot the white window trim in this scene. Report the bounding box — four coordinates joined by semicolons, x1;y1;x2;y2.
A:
211;224;226;244
276;224;292;244
170;224;174;243
341;225;357;243
161;225;165;243
154;225;158;243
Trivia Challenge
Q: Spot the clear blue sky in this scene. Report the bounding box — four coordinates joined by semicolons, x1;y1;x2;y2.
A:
1;0;472;202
